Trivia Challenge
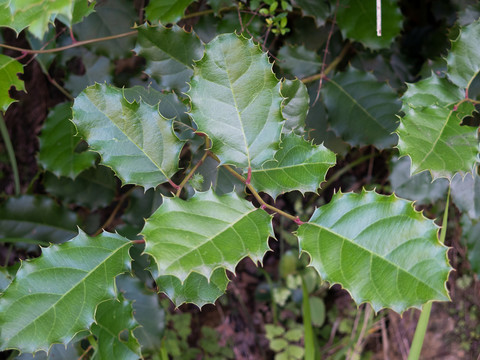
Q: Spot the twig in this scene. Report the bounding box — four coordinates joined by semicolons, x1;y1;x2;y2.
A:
381;316;390;360
301;42;350;84
0;113;20;195
78;345;93;360
93;188;135;236
175;139;210;197
352;304;372;357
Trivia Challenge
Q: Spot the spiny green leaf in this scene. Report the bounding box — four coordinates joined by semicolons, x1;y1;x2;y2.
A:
188;33;284;169
277;45;321;78
0;195;78;245
297;190;451;313
13;342;81;360
292;0;330;27
335;0;403;50
397;101;477;179
142;189;274;283
38;102;97;178
116;275;165;353
145;0;195;24
91;296;141;360
0;230;132;353
134;24;204;91
250;133;336;199
156;268;229;308
0;54;24;113
281;78;309;133
0;0;81;39
72;83;184;189
323;67;400;148
446;20;480;89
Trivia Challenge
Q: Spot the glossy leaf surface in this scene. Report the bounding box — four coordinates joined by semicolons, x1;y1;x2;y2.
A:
446;20;480;89
336;0;403;50
188;33;284;169
0;231;132;353
250;133;336;199
281;78;309;132
451;172;480;220
292;0;329;27
134;24;204;91
145;0;195;24
297;190;451;313
156;268;229;307
91;296;141;360
72;83;184;189
142;189;273;282
38;102;97;178
323;67;400;148
0;196;77;245
0;54;24;112
277;45;321;78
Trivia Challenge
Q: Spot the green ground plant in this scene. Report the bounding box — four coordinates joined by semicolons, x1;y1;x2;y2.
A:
0;0;479;358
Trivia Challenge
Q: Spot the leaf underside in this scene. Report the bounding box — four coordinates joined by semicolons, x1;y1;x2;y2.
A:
0;230;132;353
72;83;184;189
250;133;336;199
142;189;274;283
188;33;284;169
297;190;451;313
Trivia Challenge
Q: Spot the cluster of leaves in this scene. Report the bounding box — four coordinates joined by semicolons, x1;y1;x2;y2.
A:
0;0;479;358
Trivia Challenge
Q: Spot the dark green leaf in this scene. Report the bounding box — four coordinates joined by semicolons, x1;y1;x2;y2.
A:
277;45;321;78
38;102;97;178
250;133;336;199
72;83;184;189
142;189;273;283
297;190;451;313
281;78;309;132
145;0;195;24
188;33;284;169
292;0;330;27
451;172;480;220
323;67;400;148
134;24;204;91
0;230;132;353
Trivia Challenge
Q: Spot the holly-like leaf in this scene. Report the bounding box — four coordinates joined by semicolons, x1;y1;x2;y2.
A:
0;230;132;353
0;0;87;39
451;172;480;220
292;0;330;27
91;296;141;360
250;133;336;199
156;268;229;308
142;189;273;283
297;190;451;313
335;0;403;50
446;20;480;89
281;78;309;132
0;195;78;245
323;67;400;148
188;33;284;169
38;102;97;178
116;275;165;353
0;54;24;113
72;83;184;189
397;101;477;179
134;24;204;91
277;45;321;78
145;0;195;24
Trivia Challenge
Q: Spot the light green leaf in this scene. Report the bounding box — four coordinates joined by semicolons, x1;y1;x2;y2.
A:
145;0;195;24
0;195;77;245
188;33;284;169
0;0;76;39
156;268;229;307
323;67;400;148
0;54;24;113
71;0;96;24
446;20;480;89
43;166;117;209
0;230;132;353
397;101;477;179
134;24;204;91
277;45;321;78
335;0;403;50
292;0;330;27
72;83;184;189
142;189;274;282
297;190;451;313
116;275;165;353
38;102;97;178
250;133;336;199
281;78;309;132
91;296;141;360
